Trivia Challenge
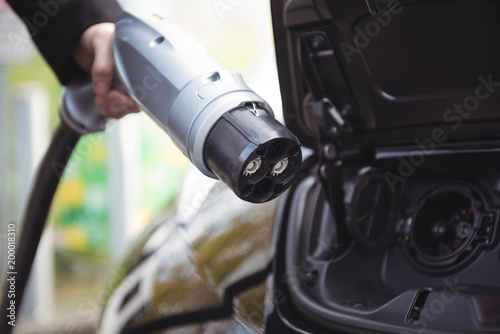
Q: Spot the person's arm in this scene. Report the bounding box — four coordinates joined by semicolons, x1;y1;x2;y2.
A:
7;0;139;118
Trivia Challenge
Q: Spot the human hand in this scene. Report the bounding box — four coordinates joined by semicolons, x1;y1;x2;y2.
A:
72;22;140;119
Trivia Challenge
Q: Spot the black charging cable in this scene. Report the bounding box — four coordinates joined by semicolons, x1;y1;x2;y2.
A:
0;76;104;334
0;123;81;334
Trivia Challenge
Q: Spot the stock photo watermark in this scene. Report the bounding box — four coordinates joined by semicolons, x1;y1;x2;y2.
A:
20;0;70;38
4;222;17;327
340;0;403;64
63;268;125;333
213;0;243;21
401;277;468;333
384;73;500;192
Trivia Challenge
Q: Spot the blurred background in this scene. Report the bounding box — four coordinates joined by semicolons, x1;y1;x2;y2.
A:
0;0;281;332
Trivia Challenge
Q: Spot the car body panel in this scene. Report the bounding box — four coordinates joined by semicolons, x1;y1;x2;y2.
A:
99;167;279;333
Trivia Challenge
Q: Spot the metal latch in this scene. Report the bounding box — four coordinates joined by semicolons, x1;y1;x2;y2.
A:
313;98;353;135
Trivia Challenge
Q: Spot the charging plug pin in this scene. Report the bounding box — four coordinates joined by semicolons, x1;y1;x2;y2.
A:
272;158;289;176
244;157;262;176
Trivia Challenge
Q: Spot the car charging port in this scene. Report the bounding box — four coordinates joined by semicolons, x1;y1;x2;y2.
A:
405;183;496;273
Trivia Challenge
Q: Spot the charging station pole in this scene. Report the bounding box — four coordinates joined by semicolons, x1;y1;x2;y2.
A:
15;83;55;323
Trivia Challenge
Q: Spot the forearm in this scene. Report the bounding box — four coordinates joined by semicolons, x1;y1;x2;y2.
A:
7;0;122;84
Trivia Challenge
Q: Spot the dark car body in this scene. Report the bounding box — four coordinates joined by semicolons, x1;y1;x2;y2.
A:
99;1;500;333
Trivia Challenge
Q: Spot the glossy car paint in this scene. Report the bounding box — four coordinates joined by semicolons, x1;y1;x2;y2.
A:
99;167;279;333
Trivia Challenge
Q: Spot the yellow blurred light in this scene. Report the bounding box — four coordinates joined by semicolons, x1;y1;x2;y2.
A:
56;177;85;207
59;226;88;252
